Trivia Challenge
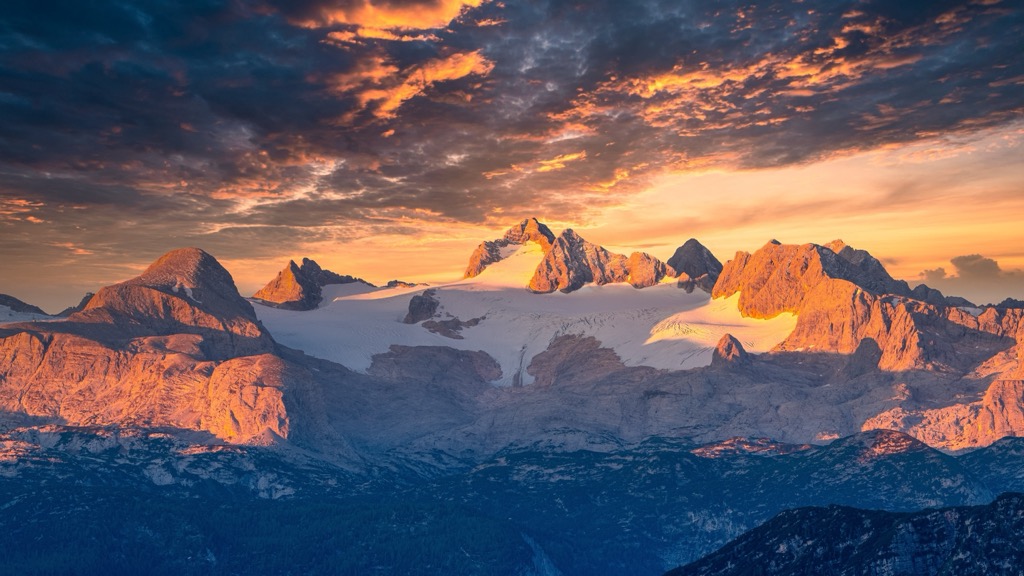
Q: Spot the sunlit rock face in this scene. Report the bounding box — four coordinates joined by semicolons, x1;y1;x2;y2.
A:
464;217;555;278
254;257;370;311
0;248;313;444
528;229;674;292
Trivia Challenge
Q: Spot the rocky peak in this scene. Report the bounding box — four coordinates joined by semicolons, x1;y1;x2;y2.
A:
528;230;674;292
713;240;913;319
253;257;369;311
63;248;273;358
502;217;555;250
528;229;624;292
464;218;556;278
711;333;750;368
667;239;722;294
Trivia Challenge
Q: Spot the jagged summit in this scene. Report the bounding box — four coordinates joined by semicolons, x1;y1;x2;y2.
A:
713;240;912;319
528;228;673;293
253;257;370;311
502;217;556;249
667;239;722;294
464;217;556;278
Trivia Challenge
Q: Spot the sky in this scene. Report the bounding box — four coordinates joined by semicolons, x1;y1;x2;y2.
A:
0;0;1022;312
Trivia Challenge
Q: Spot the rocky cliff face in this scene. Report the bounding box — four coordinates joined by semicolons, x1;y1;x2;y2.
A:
713;240;1021;374
464;217;556;278
0;248;330;445
713;240;896;318
528;229;674;292
253;257;370;310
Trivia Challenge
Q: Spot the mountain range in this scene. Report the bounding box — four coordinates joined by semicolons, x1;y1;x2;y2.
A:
1;217;1023;575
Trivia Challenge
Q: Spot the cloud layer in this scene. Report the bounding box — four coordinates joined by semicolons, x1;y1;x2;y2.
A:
1;0;1022;309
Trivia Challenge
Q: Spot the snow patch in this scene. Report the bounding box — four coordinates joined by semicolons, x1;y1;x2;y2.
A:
0;305;59;325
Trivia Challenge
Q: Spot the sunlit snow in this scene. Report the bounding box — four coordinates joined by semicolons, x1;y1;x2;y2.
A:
255;244;797;386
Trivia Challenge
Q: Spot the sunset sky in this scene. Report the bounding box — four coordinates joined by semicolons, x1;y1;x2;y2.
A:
1;0;1022;312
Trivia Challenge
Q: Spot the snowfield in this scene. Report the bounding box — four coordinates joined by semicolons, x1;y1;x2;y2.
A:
0;305;57;325
254;244;797;386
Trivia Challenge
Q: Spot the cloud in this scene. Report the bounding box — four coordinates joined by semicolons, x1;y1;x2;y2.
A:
950;254;1003;279
1;0;1023;311
344;50;495;119
915;253;1024;305
269;0;488;38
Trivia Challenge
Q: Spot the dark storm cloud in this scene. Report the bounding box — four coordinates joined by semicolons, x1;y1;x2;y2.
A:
1;0;1023;307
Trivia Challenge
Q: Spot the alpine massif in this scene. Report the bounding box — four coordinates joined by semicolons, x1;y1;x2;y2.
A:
1;219;1023;575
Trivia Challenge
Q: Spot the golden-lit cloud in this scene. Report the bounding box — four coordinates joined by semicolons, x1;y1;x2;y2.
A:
332;50;494;120
49;242;95;256
293;0;489;41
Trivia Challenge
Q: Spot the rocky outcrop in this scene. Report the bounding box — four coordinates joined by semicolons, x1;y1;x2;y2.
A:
422;316;483;339
253;258;370;311
667;239;722;294
403;290;439;324
625;251;672;288
0;294;47;316
0;248;327;446
464;218;556;278
368;345;502;383
528;229;673;292
385;280;427;288
711;334;750;368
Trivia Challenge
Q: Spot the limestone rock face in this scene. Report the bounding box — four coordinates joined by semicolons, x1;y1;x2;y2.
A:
69;247;274;359
253;257;369;311
667;239;722;294
0;248;325;446
713;240;918;319
528;229;673;293
712;334;750;368
626;251;673;288
464;218;556;278
825;239;912;296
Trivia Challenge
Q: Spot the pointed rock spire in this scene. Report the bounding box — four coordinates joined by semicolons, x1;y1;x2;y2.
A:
712;333;750;368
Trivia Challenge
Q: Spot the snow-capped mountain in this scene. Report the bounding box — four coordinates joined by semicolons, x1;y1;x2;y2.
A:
2;218;1024;575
